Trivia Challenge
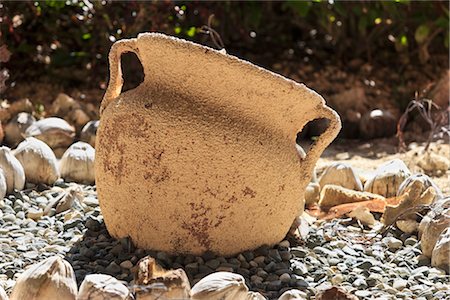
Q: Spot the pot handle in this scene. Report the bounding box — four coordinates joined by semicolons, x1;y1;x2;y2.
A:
100;38;140;115
301;105;341;174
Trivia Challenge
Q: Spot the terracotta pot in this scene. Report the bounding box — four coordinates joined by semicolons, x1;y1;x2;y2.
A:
95;33;341;255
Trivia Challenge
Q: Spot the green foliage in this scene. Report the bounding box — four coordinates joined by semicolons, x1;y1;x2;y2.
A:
0;1;448;88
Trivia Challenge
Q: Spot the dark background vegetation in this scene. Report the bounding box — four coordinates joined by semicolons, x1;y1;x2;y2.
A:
1;1;449;139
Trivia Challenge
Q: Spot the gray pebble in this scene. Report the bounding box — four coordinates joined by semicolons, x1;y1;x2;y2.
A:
383;237;403;251
280;273;290;283
393;278;408;290
404;236;418;247
3;214;16;223
353;278;368;289
105;261;121;274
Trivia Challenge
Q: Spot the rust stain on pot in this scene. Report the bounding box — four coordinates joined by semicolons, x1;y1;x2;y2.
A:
243;186;256;198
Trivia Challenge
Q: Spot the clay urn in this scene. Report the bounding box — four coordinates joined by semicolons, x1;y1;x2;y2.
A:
95;33;341;255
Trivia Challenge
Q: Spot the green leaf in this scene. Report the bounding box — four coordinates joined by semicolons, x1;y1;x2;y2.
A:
44;0;65;9
358;16;368;34
82;33;91;40
186;27;196;37
174;26;181;34
400;35;408;46
435;17;449;29
285;1;311;18
415;24;430;44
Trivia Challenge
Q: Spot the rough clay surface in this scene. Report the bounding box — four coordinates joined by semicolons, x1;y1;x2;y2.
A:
95;33;341;255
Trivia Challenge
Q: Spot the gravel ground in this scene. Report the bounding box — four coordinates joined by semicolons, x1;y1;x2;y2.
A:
0;180;449;299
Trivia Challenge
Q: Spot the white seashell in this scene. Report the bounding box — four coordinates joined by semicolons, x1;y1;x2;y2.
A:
135;256;190;300
347;206;376;226
4;112;36;147
0;285;8;300
0;146;25;193
396;219;419;234
80;120;99;148
0;169;7;200
77;274;131;300
420;207;450;257
245;291;266;299
319;184;384;209
191;272;249;300
25;117;75;149
304;182;320;206
418;152;450;176
278;289;308;299
59;142;95;184
397;173;443;200
51;93;80;116
319;162;363;191
14;137;59;185
364;159;411;197
10;256;77;300
431;227;450;271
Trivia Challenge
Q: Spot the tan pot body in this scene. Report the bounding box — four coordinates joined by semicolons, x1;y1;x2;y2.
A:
96;33;341;256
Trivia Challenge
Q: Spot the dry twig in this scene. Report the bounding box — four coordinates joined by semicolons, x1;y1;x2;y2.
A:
199;14;225;50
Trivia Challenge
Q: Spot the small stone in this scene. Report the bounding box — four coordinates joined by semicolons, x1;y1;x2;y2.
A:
342;245;359;256
393;278;408;291
328;258;340;266
268;249;282;262
254;245;269;256
383;237;403;251
256;270;268;278
292;261;308;276
355;260;373;270
280;251;291;261
16;211;25;219
243;251;254;262
295;279;309;288
249;261;258;268
280;273;291;283
264;261;276;272
216;266;233;273
120;260;133;269
23;251;39;259
3;213;16;223
353;278;368;289
266;274;279;281
156;251;169;262
250;275;263;284
63;218;82;230
185;262;199;275
80;247;94;258
105;262;121;274
237;254;246;262
26;208;43;220
291;248;308;258
202;250;216;261
331;274;344;285
355;290;372;298
267;280;282;291
85;216;101;231
253;256;265;265
278;240;290;248
205;259;220;270
417;254;431;266
412;266;429;276
404;236;418;247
